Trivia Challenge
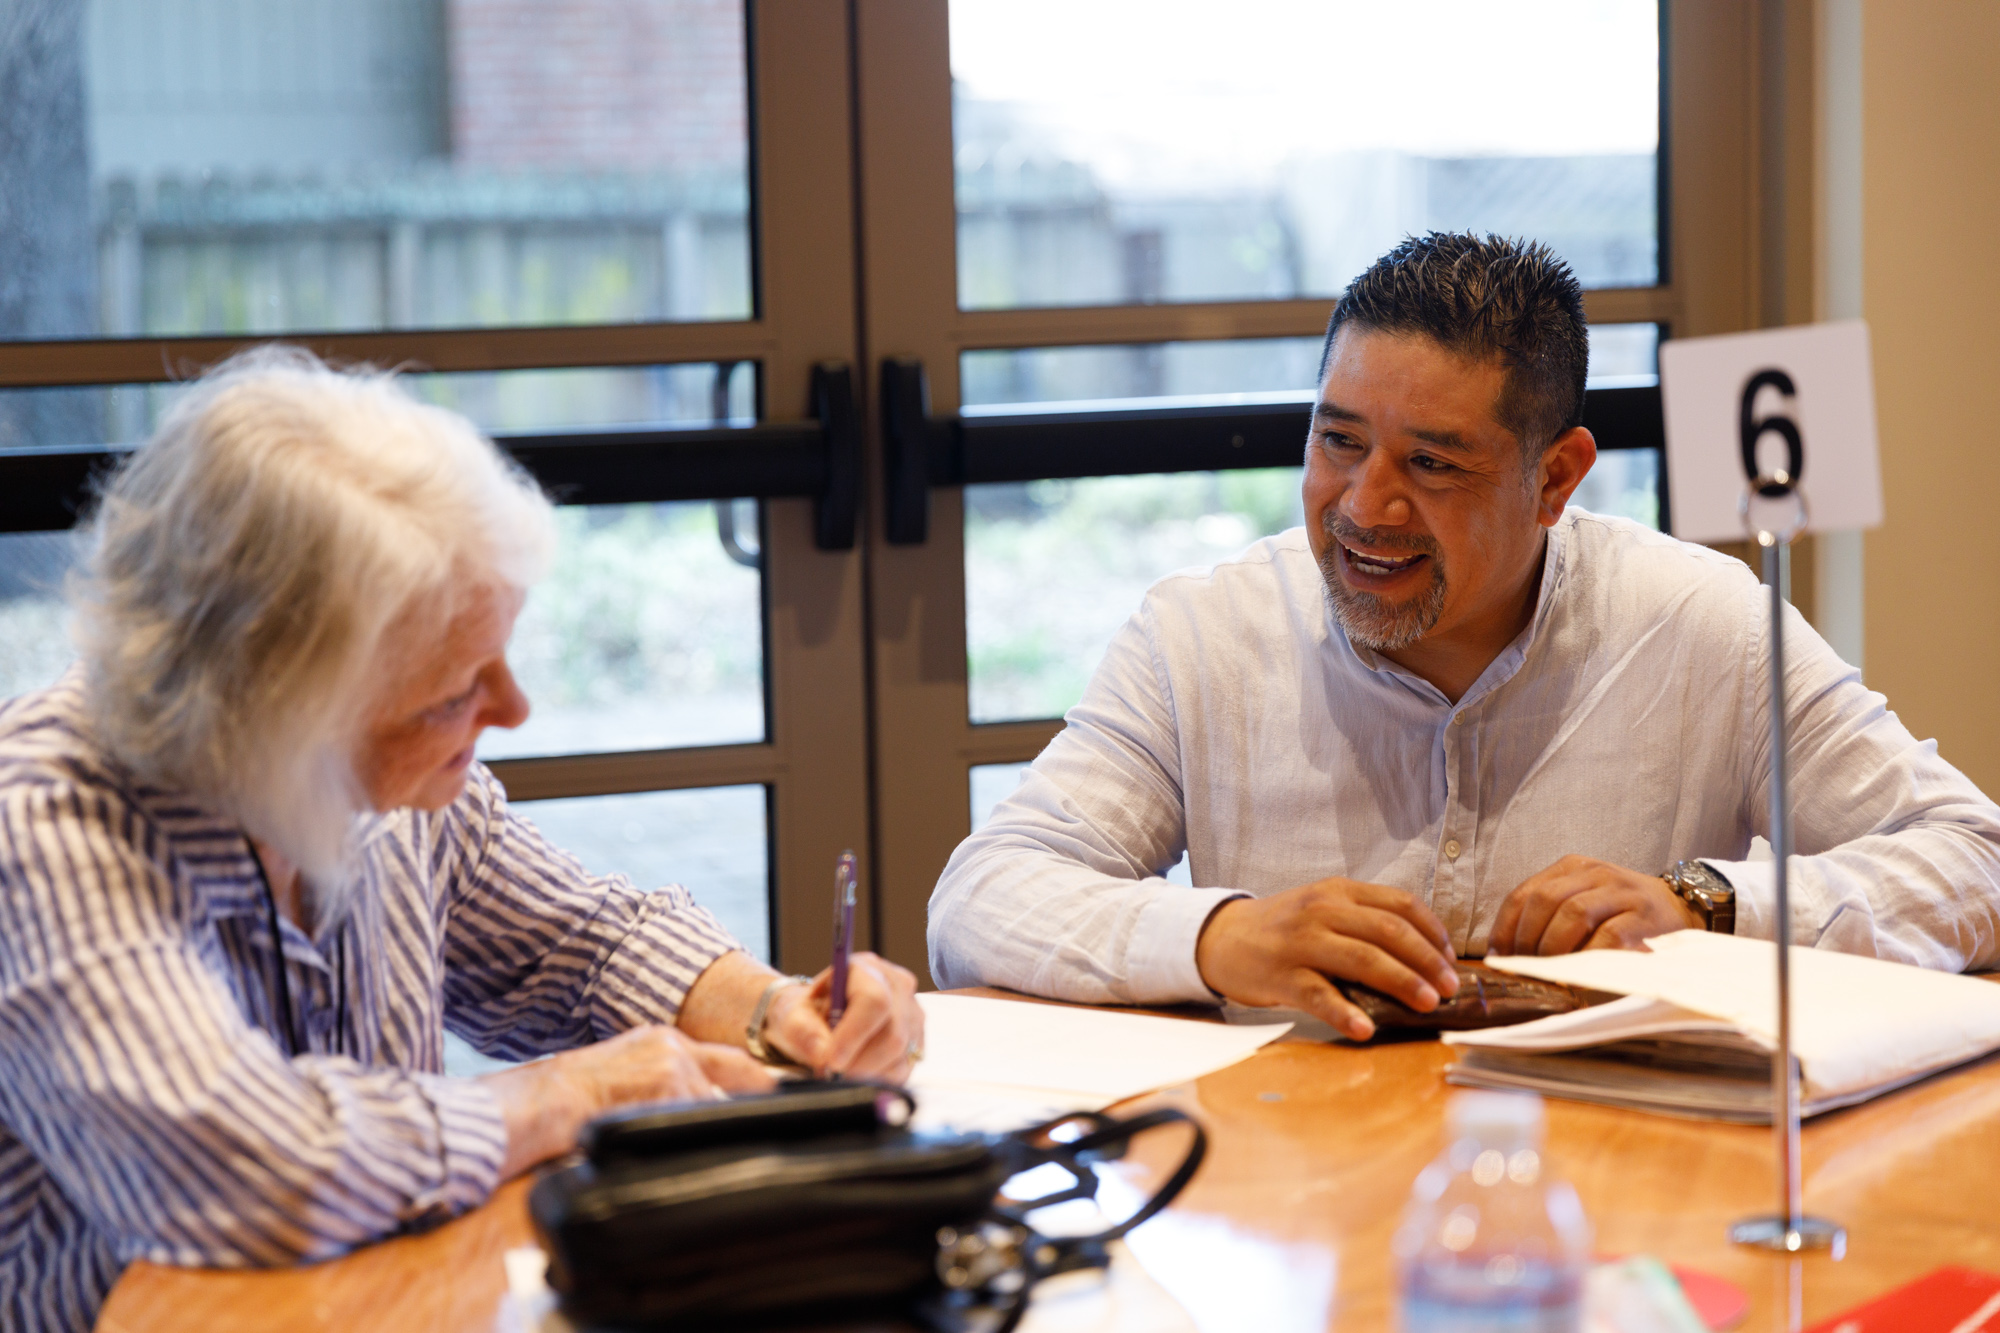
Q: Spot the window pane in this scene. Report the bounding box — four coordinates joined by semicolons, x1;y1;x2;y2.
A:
2;0;750;345
963;338;1319;411
1571;449;1660;529
970;761;1031;832
961;324;1665;727
967;471;1303;723
0;371;765;750
0;532;80;701
1588;322;1661;384
952;0;1659;309
510;785;771;962
1576;323;1661;527
962;339;1328;726
0;500;765;751
482;499;764;761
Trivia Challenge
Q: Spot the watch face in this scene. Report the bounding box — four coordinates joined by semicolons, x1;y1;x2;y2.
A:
1683;863;1734;903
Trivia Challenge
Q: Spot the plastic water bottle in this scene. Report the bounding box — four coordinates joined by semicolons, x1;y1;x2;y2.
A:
1394;1091;1592;1332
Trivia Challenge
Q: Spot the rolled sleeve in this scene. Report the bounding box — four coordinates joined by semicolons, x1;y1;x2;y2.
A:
439;766;750;1057
587;885;742;1035
407;1072;507;1223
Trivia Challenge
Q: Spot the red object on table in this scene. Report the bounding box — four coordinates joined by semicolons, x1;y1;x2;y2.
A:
1801;1267;2000;1332
1671;1264;1751;1331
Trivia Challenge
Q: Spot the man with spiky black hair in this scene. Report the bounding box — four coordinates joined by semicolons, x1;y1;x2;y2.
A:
931;232;2000;1039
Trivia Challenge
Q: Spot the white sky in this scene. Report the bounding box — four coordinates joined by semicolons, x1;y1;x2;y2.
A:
950;0;1658;189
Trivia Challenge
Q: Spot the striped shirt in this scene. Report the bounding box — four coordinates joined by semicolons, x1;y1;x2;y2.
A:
0;675;743;1332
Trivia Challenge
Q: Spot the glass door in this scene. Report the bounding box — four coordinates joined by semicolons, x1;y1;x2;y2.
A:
0;1;1778;992
0;0;870;975
853;0;1768;984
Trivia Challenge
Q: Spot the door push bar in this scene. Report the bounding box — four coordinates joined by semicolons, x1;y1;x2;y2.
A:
880;357;1668;546
0;361;864;551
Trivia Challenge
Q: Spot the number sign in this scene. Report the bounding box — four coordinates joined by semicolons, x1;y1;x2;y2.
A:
1657;320;1882;543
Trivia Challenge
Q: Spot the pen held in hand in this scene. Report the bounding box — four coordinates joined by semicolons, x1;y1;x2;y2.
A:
828;850;858;1028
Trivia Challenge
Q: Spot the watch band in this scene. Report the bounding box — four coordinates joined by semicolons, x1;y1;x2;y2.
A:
1661;859;1736;935
745;974;813;1062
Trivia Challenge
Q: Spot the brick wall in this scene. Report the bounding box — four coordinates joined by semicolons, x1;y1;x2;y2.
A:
447;0;746;171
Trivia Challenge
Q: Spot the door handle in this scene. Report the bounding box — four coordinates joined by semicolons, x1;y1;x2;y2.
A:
880;357;957;545
810;361;860;551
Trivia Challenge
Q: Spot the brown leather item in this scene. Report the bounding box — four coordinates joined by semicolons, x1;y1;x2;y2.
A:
1340;960;1604;1033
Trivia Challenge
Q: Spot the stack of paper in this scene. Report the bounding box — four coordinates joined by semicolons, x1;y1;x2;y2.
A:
1443;931;2000;1120
910;994;1292;1133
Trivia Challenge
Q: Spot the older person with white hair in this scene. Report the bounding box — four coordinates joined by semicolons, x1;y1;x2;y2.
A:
0;348;922;1332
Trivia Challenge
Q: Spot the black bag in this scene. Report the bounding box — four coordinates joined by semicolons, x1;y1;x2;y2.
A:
529;1080;1207;1332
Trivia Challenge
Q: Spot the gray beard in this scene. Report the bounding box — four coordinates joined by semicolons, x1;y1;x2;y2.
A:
1316;526;1448;653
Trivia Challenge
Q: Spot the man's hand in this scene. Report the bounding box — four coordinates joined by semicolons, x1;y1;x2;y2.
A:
484;1025;776;1179
764;951;925;1082
1194;877;1460;1041
1487;855;1700;956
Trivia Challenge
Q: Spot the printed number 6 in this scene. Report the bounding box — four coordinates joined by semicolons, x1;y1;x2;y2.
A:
1740;368;1803;497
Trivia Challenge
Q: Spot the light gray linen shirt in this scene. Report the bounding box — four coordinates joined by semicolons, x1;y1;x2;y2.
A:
929;509;2000;1003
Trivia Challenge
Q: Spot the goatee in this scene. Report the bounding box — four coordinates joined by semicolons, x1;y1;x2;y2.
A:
1317;517;1447;652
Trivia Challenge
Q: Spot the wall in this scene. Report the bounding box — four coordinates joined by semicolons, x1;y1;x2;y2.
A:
1860;2;2000;792
447;0;743;170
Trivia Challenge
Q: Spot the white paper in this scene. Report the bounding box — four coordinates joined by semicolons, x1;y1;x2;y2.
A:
1658;320;1882;543
909;994;1291;1133
1442;993;1749;1052
1477;931;2000;1101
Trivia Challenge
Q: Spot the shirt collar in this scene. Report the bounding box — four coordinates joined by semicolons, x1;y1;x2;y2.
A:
1329;511;1574;710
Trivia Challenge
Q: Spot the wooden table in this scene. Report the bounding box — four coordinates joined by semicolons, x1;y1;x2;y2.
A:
96;999;2000;1332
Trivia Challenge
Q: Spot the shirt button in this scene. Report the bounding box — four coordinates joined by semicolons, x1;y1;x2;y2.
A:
1444;839;1462;860
1452;713;1464;726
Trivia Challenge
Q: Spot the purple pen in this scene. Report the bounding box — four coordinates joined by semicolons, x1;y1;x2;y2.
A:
827;850;858;1027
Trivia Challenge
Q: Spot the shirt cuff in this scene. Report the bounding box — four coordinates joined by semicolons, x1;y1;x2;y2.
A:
408;1072;507;1224
592;887;744;1033
1702;858;1776;942
1125;884;1249;1005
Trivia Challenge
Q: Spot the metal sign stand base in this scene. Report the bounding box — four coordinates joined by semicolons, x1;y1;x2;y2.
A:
1728;1215;1846;1255
1727;511;1846;1259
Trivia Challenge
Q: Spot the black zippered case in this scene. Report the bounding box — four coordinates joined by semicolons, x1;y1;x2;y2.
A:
528;1080;1205;1332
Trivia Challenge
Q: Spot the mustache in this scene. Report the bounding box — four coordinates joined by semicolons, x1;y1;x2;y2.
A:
1320;514;1440;559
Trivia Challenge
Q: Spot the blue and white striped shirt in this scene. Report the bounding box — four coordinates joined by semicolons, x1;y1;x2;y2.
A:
0;676;743;1332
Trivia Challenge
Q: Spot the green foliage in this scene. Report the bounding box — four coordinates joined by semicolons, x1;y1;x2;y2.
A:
965;468;1303;721
509;503;760;710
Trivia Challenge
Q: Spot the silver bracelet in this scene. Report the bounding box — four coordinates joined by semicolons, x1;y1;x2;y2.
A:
745;973;813;1062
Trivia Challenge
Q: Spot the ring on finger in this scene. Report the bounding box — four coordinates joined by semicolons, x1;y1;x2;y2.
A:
906;1039;924;1065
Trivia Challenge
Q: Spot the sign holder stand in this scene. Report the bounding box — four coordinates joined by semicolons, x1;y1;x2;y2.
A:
1727;472;1846;1257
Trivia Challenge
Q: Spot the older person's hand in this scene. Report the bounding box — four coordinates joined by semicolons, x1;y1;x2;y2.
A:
484;1025;775;1180
764;952;925;1081
676;949;926;1083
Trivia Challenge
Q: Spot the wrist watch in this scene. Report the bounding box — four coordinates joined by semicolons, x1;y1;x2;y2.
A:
1660;860;1736;934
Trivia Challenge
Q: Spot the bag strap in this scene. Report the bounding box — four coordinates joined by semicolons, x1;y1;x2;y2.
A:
1007;1107;1209;1319
1042;1106;1207;1244
924;1106;1209;1333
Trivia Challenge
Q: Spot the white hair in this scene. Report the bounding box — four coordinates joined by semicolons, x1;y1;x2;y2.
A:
70;345;557;892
